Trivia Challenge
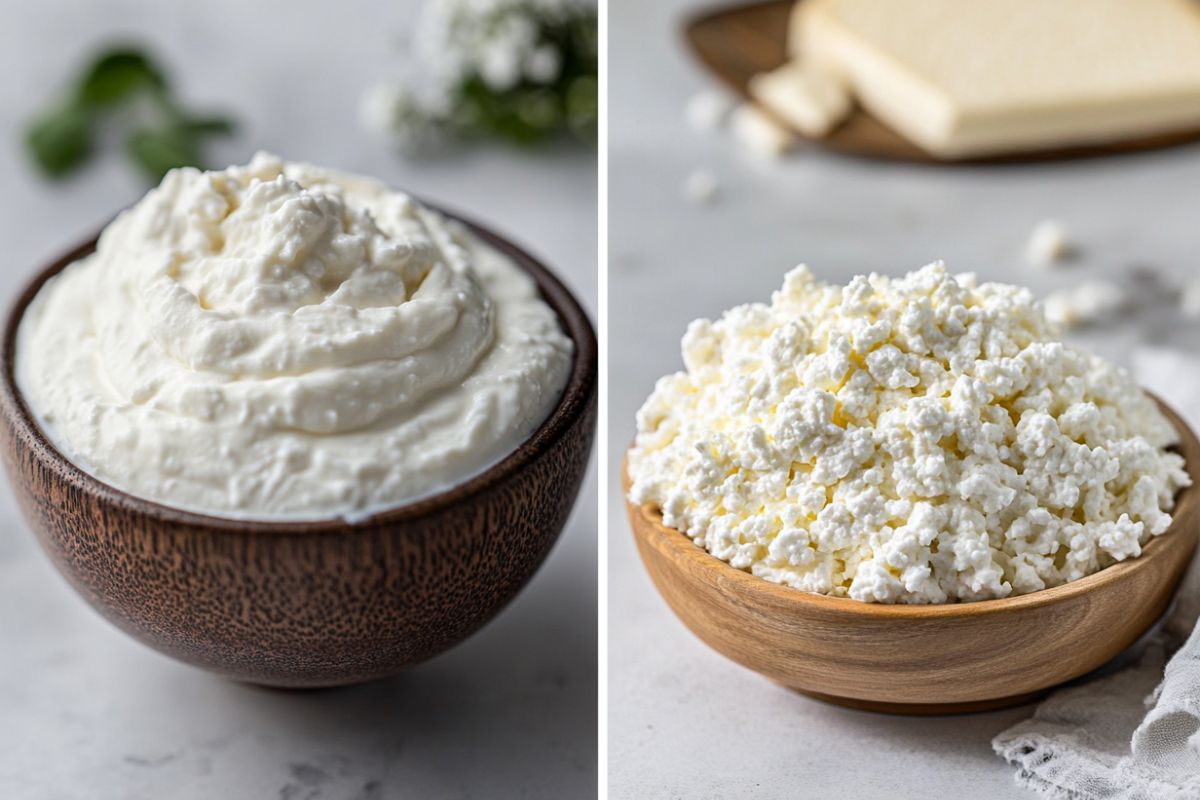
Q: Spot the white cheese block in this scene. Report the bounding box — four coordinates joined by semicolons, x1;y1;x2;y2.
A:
1043;280;1127;329
748;60;853;137
1181;281;1200;318
685;90;734;131
1025;219;1074;267
729;104;796;157
682;169;720;204
790;0;1200;158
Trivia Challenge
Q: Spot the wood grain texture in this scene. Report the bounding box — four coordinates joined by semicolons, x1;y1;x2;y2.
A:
625;400;1200;713
0;214;597;689
685;0;1200;164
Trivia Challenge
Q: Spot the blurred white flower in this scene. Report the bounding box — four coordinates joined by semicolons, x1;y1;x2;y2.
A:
480;42;524;91
365;0;596;151
359;80;452;152
360;81;403;135
526;45;561;83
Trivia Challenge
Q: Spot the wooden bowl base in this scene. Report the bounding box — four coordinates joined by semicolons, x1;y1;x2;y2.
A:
788;685;1046;715
625;398;1199;715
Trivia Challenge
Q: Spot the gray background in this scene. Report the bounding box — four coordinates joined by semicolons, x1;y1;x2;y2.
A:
0;2;596;798
608;0;1200;798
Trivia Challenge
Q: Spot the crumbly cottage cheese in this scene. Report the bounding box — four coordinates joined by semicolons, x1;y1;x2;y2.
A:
17;153;572;520
628;263;1190;603
1042;280;1126;330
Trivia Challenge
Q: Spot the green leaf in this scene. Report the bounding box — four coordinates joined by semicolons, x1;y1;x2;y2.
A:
178;114;236;136
456;77;561;146
565;75;597;141
24;43;238;183
76;48;167;107
125;126;201;181
26;104;92;178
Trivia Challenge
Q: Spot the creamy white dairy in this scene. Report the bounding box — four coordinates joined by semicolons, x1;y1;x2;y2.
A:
628;264;1190;603
17;153;572;520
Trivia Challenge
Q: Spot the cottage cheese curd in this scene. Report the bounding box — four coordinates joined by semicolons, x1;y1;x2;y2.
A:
17;153;572;519
628;263;1190;603
1042;280;1126;330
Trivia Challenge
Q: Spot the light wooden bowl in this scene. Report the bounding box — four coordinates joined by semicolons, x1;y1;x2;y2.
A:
626;400;1200;714
0;212;596;688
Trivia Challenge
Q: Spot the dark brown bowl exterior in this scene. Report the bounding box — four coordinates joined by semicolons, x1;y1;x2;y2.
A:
0;216;596;688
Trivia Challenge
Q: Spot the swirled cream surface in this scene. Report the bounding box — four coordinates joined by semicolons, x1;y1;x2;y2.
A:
16;153;572;520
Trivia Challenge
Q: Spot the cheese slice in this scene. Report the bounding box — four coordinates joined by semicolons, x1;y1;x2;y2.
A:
790;0;1200;158
730;103;797;157
748;61;853;137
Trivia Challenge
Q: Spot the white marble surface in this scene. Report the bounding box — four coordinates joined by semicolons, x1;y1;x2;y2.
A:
607;0;1200;797
0;2;596;798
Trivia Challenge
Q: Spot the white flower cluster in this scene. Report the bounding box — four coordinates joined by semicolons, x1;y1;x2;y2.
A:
362;0;595;150
418;0;581;91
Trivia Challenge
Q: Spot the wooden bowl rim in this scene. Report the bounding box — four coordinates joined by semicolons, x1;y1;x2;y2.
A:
0;203;597;533
625;397;1199;619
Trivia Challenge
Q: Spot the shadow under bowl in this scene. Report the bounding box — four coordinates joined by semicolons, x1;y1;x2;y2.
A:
0;210;597;688
625;399;1199;714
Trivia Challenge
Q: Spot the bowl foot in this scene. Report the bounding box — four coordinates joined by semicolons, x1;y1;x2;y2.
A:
789;686;1047;715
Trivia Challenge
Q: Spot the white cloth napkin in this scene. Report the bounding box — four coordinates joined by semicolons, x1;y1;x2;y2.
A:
993;346;1200;799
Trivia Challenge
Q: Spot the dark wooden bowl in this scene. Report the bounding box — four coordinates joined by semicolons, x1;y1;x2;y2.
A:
625;400;1199;714
0;211;596;688
685;0;1200;164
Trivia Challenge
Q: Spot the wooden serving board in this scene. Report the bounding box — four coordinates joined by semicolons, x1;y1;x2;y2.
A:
684;0;1200;164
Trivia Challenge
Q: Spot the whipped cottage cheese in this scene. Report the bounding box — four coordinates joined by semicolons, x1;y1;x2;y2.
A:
17;153;572;519
628;263;1190;603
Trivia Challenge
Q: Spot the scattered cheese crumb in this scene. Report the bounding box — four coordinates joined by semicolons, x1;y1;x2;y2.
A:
685;90;735;132
748;60;852;137
1182;281;1200;318
1042;280;1126;329
1026;219;1074;267
628;263;1189;604
682;169;719;205
729;104;795;158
